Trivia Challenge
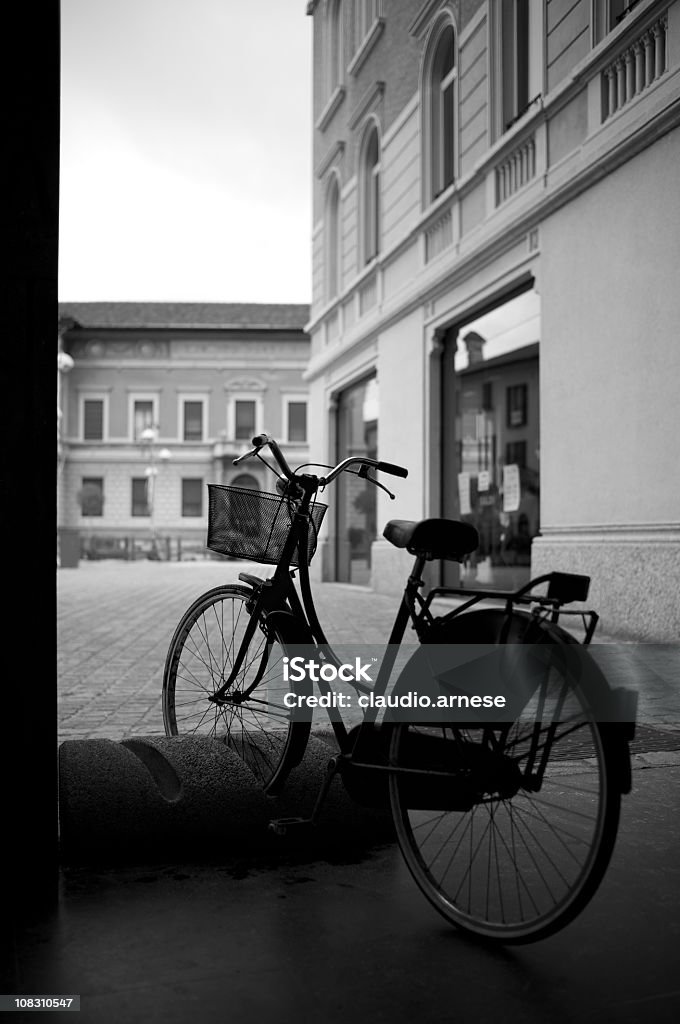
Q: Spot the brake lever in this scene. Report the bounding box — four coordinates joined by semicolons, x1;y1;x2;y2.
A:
365;473;395;500
233;446;260;465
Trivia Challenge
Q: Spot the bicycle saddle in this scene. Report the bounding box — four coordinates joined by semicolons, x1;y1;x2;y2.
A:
383;518;479;561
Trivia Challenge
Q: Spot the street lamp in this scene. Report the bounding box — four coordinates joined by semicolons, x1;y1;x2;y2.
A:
57;350;75;477
139;426;172;558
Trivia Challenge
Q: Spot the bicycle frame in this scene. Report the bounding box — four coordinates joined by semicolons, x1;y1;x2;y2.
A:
211;468;601;777
210;473;423;751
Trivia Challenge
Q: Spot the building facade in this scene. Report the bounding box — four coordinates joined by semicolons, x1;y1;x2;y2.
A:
305;0;680;640
57;303;310;560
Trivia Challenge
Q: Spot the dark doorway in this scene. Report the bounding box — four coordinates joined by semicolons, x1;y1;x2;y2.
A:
335;375;378;584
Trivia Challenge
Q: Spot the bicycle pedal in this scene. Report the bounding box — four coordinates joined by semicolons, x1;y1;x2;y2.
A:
268;816;312;836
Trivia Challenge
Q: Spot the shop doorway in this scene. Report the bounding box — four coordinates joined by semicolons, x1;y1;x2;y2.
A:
441;286;540;590
335;375;378;585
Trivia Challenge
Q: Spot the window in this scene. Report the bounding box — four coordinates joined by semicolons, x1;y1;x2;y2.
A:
182;479;203;518
593;0;627;44
287;401;307;443
325;175;341;301
431;24;456;198
361;125;380;264
506;441;527;468
80;477;103;517
500;0;530;131
83;399;104;441
506;384;528;427
131;478;149;517
226;387;263;441
132;399;156;441
234;400;257;441
183;400;203;442
482;382;493;412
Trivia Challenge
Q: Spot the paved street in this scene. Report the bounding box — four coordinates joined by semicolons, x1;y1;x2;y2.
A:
57;558;411;741
58;558;680;758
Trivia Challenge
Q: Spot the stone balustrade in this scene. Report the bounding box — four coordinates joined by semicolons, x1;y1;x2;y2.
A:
602;12;668;121
495;134;537;206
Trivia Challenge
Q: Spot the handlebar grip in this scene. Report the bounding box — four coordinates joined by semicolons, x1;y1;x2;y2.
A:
376;461;408;479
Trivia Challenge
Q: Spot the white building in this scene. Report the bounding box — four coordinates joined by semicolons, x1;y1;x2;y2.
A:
304;0;680;640
57;303;310;562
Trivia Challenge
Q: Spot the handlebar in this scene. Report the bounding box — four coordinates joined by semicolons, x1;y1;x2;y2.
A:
232;433;408;487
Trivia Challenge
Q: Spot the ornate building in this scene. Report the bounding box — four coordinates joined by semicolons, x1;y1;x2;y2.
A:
305;0;680;639
57;303;310;561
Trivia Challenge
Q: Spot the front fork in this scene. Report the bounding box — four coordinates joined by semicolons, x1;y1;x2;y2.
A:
208;585;272;704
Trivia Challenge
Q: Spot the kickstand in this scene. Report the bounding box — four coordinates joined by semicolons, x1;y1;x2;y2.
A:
268;756;340;836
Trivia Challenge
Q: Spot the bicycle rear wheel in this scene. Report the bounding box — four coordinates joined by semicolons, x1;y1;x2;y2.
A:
162;585;309;792
389;642;621;943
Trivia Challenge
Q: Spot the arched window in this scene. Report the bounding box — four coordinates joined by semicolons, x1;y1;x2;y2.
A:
361;125;380;265
231;473;259;490
325;175;341;301
430;23;456;199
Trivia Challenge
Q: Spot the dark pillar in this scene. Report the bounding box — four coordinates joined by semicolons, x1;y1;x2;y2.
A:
3;1;61;926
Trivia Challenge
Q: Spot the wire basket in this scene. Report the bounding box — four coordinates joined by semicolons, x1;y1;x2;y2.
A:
207;484;327;567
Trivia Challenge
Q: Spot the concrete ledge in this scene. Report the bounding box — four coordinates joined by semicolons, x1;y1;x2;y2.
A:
58;733;395;866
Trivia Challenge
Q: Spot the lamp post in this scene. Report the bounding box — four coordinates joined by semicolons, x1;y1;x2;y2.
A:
57;350;74;477
57;347;76;567
139;426;171;559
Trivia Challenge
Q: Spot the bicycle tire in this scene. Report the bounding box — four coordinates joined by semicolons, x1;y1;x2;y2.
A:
388;611;624;943
162;584;311;793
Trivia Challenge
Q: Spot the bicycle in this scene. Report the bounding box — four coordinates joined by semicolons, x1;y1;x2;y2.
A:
162;433;636;944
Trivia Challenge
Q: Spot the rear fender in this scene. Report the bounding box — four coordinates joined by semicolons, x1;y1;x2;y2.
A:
400;609;635;794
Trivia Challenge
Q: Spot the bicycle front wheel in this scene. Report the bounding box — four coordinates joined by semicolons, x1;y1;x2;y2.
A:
162;585;308;792
388;648;621;943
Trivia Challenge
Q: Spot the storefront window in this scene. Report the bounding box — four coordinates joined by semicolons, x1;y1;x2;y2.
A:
335;376;378;585
443;289;540;591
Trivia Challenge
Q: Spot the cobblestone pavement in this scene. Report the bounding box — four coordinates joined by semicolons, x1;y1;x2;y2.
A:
57;560;680;766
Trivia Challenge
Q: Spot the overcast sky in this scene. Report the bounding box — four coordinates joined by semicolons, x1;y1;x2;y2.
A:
59;0;312;304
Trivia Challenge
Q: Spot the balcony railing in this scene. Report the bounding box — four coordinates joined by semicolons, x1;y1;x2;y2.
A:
495;134;537;206
425;207;454;263
601;11;669;121
359;271;377;315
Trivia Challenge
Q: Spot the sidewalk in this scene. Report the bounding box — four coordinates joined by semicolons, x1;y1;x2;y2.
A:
8;763;680;1024
57;559;680;759
20;561;678;1024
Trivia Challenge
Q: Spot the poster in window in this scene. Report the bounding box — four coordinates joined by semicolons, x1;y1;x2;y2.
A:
458;472;471;515
502;464;521;512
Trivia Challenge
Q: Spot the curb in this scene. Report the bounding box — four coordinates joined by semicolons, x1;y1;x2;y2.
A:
58;733;395;866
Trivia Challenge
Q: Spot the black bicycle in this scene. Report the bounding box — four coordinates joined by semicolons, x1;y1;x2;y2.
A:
162;433;636;943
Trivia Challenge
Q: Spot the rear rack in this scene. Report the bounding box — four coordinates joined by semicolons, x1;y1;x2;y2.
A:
422;571;599;645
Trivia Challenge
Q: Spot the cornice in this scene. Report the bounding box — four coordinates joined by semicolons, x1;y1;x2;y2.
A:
349;81;385;130
347;17;386;77
315;139;346;179
409;0;450;40
315;85;346;132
